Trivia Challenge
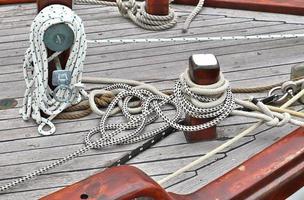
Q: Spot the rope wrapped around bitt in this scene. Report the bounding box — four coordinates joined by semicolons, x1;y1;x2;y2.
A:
76;0;177;30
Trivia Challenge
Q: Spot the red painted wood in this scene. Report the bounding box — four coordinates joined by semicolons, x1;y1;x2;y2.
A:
173;0;304;16
145;0;169;15
37;0;72;12
0;0;35;4
40;127;304;200
191;126;304;200
4;0;304;16
184;55;219;143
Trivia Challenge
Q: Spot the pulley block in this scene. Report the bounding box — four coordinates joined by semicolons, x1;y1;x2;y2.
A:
43;23;74;52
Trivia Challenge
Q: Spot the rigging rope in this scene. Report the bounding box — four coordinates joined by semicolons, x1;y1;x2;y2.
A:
75;0;207;32
3;4;304;193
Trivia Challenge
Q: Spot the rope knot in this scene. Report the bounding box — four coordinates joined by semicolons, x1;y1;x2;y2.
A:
250;97;291;127
265;112;291;127
116;0;137;17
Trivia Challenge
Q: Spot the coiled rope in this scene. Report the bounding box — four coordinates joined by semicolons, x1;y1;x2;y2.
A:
76;0;177;31
21;5;88;135
5;64;304;192
5;4;304;193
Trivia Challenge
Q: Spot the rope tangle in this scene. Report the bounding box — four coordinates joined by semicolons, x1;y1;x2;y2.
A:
6;3;304;194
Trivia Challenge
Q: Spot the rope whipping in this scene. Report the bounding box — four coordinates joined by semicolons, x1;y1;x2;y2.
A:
4;4;304;193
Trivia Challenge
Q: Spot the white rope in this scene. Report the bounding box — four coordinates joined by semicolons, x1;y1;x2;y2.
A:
158;88;304;185
87;33;304;43
7;4;304;193
76;0;177;31
182;0;205;32
20;5;88;135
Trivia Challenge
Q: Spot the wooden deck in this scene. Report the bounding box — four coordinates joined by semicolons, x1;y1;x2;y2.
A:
0;3;304;199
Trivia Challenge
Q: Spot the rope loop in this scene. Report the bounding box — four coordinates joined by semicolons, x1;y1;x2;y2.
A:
38;118;56;136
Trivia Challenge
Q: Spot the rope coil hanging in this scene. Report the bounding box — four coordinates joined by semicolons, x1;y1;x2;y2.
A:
21;5;88;135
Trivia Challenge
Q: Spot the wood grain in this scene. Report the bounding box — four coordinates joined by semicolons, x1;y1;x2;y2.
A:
0;3;303;200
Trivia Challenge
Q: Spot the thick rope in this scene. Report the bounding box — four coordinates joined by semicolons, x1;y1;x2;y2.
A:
57;76;303;120
182;0;205;32
8;5;304;193
76;0;177;31
4;67;304;192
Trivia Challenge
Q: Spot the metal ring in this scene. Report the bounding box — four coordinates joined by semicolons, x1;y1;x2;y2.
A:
53;85;73;103
268;86;289;103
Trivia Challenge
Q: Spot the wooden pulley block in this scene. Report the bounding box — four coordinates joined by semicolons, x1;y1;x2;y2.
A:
43;23;75;52
36;0;74;89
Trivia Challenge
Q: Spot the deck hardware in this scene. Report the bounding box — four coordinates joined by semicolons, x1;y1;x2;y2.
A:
268;86;293;104
19;3;87;135
52;56;73;103
43;23;75;52
281;81;297;94
38;0;74;91
52;70;72;86
291;64;304;104
184;54;219;142
0;98;17;110
53;85;73;103
8;0;304;195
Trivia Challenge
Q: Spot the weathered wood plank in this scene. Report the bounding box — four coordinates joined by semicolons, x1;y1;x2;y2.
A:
1;41;303;98
0;3;303;200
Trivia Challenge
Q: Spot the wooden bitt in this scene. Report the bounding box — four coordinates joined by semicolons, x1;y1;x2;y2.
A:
40;127;304;200
145;0;169;16
184;54;220;143
37;0;73;11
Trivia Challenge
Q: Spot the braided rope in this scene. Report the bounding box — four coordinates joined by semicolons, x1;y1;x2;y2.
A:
20;5;88;135
8;4;304;193
4;67;304;192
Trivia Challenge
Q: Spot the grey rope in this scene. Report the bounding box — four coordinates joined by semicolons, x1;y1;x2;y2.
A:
2;69;303;192
0;71;233;192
